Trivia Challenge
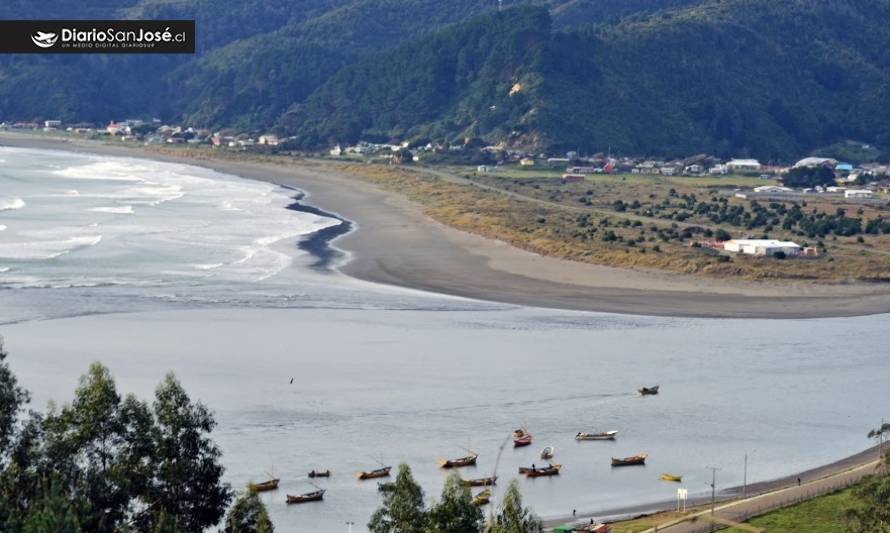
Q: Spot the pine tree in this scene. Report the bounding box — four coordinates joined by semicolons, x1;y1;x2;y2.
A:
147;373;233;532
369;464;427;533
225;487;274;533
489;480;541;533
427;471;482;533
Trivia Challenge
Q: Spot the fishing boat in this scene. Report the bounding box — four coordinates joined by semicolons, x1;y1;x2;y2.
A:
513;428;533;447
286;489;325;504
661;473;682;482
575;431;618;441
472;488;492;506
576;523;612;533
611;453;647;467
357;466;392;480
520;463;561;477
462;476;497;487
438;453;479;469
377;481;395;493
308;469;331;478
540;446;555;459
639;385;660;396
249;479;280;492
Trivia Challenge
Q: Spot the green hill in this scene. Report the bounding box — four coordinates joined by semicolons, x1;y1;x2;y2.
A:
3;0;890;159
284;0;890;159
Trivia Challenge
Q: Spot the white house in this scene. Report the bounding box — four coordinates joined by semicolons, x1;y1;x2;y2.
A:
709;164;728;175
793;157;837;169
726;159;761;173
845;189;874;199
723;239;801;257
753;185;792;193
258;134;279;146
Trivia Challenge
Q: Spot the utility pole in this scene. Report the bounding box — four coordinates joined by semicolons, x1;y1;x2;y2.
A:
707;466;719;533
743;453;747;498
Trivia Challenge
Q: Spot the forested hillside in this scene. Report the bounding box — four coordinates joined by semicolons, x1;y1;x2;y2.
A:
3;0;890;158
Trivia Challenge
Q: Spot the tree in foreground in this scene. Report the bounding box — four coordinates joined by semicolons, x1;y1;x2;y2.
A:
0;348;233;533
147;373;232;532
427;471;482;533
846;422;890;532
488;480;542;533
369;463;427;533
224;486;274;533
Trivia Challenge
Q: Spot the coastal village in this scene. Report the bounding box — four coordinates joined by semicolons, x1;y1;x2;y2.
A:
5;118;890;270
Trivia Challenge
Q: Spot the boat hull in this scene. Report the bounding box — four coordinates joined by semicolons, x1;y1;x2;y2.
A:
462;477;497;487
287;490;325;504
612;455;647;467
439;454;478;468
250;479;280;492
357;467;392;480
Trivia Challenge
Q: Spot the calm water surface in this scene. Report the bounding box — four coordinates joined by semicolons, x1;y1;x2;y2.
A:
1;148;887;532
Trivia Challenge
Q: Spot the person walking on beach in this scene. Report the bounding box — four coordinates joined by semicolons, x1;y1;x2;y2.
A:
797;477;801;486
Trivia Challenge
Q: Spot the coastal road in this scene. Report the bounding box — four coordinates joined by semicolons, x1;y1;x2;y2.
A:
543;445;884;532
644;458;881;532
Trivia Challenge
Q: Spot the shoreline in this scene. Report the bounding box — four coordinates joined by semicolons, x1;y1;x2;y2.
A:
543;443;882;528
4;132;890;319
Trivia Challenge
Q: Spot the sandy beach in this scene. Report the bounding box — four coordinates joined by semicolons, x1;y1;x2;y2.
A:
4;132;890;319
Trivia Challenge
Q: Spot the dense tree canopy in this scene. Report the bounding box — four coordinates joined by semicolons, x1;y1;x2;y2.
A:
5;1;890;158
0;351;232;533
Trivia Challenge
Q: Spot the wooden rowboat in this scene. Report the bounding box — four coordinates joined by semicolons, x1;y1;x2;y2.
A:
576;431;618;441
612;453;647;467
661;473;682;482
286;489;325;504
540;446;555;459
438;453;478;469
639;386;660;396
357;466;392;480
249;479;280;492
520;463;561;477
513;428;533;447
308;469;331;478
472;488;491;506
462;476;497;487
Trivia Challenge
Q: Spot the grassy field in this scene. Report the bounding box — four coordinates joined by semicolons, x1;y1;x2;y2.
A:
726;487;860;533
605;487;859;533
334;163;890;282
455;165;776;187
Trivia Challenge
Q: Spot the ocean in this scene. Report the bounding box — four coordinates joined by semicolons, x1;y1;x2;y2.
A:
2;147;888;532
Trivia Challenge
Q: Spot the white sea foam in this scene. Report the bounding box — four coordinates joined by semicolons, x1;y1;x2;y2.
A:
0;148;348;301
0;235;102;260
0;225;6;232
89;206;134;214
52;160;147;182
0;197;25;210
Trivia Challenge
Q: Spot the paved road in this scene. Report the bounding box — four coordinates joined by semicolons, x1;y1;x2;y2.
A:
543;445;883;532
642;453;883;532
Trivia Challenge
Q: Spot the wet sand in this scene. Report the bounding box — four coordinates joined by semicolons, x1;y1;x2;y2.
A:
4;132;890;319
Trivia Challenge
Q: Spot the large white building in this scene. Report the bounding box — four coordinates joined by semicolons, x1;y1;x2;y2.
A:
845;189;874;199
726;159;762;172
723;239;801;257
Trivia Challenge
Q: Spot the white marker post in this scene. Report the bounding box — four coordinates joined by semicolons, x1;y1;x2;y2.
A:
676;487;688;512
